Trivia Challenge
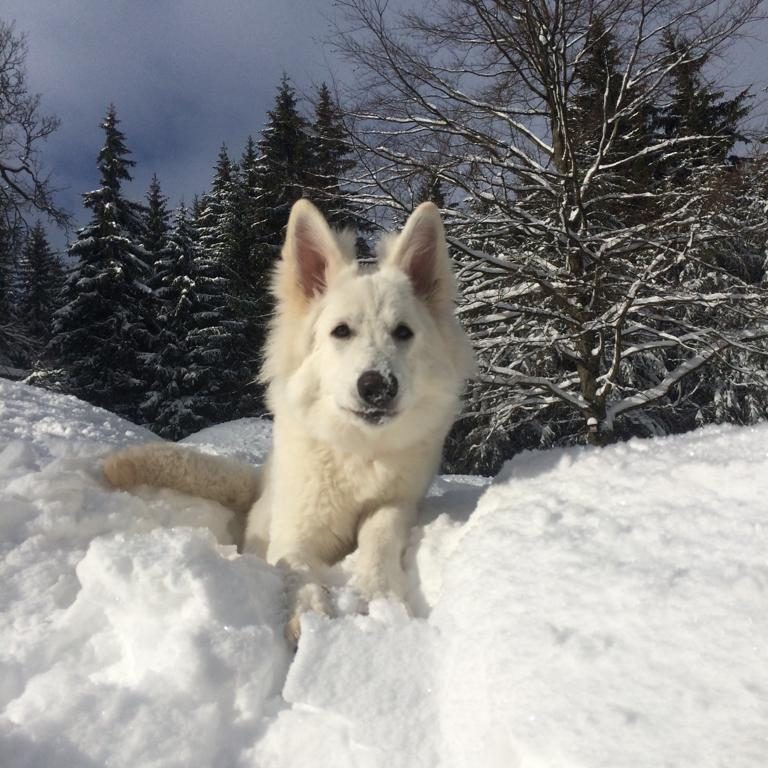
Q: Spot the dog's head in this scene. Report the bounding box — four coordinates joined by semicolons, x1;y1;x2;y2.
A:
261;199;475;454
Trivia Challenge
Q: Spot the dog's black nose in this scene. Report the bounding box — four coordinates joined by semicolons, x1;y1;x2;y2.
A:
357;370;398;408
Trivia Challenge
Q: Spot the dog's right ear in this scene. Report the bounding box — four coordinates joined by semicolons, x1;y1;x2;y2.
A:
281;199;349;302
383;202;457;311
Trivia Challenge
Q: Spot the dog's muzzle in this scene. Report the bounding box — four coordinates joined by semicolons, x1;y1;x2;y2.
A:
352;408;396;425
357;370;398;408
352;370;399;425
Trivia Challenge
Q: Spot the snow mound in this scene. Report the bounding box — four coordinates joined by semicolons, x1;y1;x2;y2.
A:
432;427;768;768
181;417;272;464
4;527;288;768
2;379;767;768
0;378;156;465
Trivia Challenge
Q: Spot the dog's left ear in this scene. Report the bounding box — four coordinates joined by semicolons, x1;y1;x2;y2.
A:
384;202;457;309
281;199;350;301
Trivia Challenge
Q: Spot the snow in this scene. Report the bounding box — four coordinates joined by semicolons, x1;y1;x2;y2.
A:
1;377;767;767
180;417;272;464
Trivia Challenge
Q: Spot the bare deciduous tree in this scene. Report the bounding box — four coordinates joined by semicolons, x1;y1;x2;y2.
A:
0;20;66;231
334;0;768;470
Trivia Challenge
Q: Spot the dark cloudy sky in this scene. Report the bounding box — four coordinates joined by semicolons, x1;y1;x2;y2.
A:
4;1;767;247
4;0;343;243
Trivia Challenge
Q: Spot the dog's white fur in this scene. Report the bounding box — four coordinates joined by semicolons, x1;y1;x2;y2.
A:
104;199;474;642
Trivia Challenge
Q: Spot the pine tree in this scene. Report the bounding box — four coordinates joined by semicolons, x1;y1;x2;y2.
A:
570;19;654;223
225;138;269;336
308;83;357;227
197;145;237;267
228;136;262;288
255;75;312;252
571;20;625;154
193;144;264;416
148;196;262;436
189;197;255;423
138;177;174;424
0;221;24;367
653;33;751;178
144;204;208;438
0;223;16;327
48;105;155;419
230;137;271;412
17;222;65;355
144;173;171;286
190;194;204;224
222;76;317;415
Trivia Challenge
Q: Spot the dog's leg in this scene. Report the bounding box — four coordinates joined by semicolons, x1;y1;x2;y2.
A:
267;548;335;646
268;510;358;644
351;504;415;604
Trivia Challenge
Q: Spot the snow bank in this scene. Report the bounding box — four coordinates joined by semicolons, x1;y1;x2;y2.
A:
2;378;767;767
4;528;288;768
432;431;768;768
0;380;287;767
181;417;272;465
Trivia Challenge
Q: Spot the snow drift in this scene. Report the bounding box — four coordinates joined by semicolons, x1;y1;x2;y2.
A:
1;378;766;767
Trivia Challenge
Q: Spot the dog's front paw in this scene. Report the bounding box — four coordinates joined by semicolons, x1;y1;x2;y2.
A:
285;582;332;647
350;565;407;606
103;449;139;489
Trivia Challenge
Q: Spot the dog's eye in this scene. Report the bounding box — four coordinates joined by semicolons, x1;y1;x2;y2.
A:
331;323;352;339
392;323;414;341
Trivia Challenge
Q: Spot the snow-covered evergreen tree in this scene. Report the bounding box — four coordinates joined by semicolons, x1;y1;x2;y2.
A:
194;145;263;416
0;221;26;367
143;204;208;438
196;145;237;268
188;198;255;423
0;224;16;325
229;137;271;412
17;221;65;357
255;76;312;253
47;105;155;420
143;173;171;287
569;19;654;224
227;136;262;289
652;33;751;179
683;154;768;427
308;83;358;228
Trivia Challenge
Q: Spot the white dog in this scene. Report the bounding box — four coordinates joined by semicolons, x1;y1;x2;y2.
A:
104;199;474;642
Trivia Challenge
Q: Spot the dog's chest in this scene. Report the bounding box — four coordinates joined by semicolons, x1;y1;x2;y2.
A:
308;449;413;532
321;451;402;514
268;432;432;564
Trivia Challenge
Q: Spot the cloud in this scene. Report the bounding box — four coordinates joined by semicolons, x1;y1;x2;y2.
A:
3;0;340;241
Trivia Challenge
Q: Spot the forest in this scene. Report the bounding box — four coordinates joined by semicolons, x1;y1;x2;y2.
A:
1;0;767;474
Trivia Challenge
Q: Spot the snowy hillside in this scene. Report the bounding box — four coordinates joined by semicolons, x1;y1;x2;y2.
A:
1;378;767;768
